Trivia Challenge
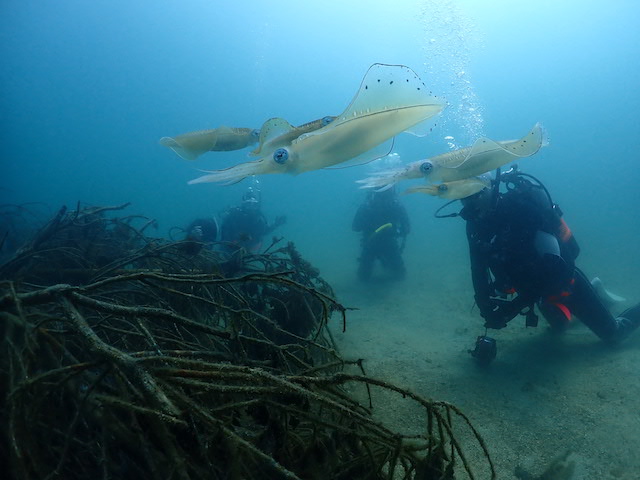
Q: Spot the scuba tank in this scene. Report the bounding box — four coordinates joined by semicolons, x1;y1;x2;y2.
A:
501;165;580;262
435;165;580;264
551;205;580;261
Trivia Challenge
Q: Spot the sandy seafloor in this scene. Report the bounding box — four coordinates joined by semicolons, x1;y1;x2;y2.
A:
309;218;640;480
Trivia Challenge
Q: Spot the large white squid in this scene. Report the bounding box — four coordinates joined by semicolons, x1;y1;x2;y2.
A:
188;63;446;185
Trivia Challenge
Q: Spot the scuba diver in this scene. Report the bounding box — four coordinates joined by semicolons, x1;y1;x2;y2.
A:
219;185;286;254
352;186;410;281
179;217;219;256
446;165;640;364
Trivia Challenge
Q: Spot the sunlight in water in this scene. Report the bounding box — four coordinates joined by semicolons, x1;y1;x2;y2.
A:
418;0;485;147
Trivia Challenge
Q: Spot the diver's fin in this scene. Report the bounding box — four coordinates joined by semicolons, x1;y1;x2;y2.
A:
591;277;626;305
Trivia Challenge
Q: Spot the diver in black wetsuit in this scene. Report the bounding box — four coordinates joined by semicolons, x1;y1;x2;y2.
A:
352;187;410;281
179;217;219;255
220;187;286;254
458;166;640;363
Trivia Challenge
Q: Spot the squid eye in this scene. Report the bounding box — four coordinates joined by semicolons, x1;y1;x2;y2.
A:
273;148;289;164
420;161;433;174
321;116;334;126
251;129;260;139
437;184;448;192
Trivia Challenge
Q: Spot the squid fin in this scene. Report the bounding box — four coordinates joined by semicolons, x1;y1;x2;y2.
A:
159;136;205;161
250;118;296;156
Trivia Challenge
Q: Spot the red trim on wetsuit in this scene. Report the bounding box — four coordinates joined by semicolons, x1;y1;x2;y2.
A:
558;218;573;242
545;278;575;322
550;301;572;322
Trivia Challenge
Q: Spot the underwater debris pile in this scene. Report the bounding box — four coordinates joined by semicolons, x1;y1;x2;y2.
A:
0;203;494;479
0;203;52;265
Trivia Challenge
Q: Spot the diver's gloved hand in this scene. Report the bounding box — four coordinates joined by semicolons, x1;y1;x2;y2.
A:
274;215;287;227
480;298;519;329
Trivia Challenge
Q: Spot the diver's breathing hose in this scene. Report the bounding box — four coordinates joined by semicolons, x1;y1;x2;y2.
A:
434;200;460;218
434;167;501;219
491;167;501;209
374;223;393;234
512;172;555;209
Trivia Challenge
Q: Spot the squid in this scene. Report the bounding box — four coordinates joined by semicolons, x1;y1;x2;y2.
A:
160;126;260;161
404;176;491;200
357;123;547;190
188;63;445;185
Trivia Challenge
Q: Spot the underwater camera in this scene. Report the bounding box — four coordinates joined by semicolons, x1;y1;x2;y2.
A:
470;335;497;365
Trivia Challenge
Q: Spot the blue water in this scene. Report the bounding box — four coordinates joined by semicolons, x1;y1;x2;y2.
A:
2;0;640;476
5;0;640;293
4;0;637;290
2;0;639;238
2;0;639;321
2;0;638;260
